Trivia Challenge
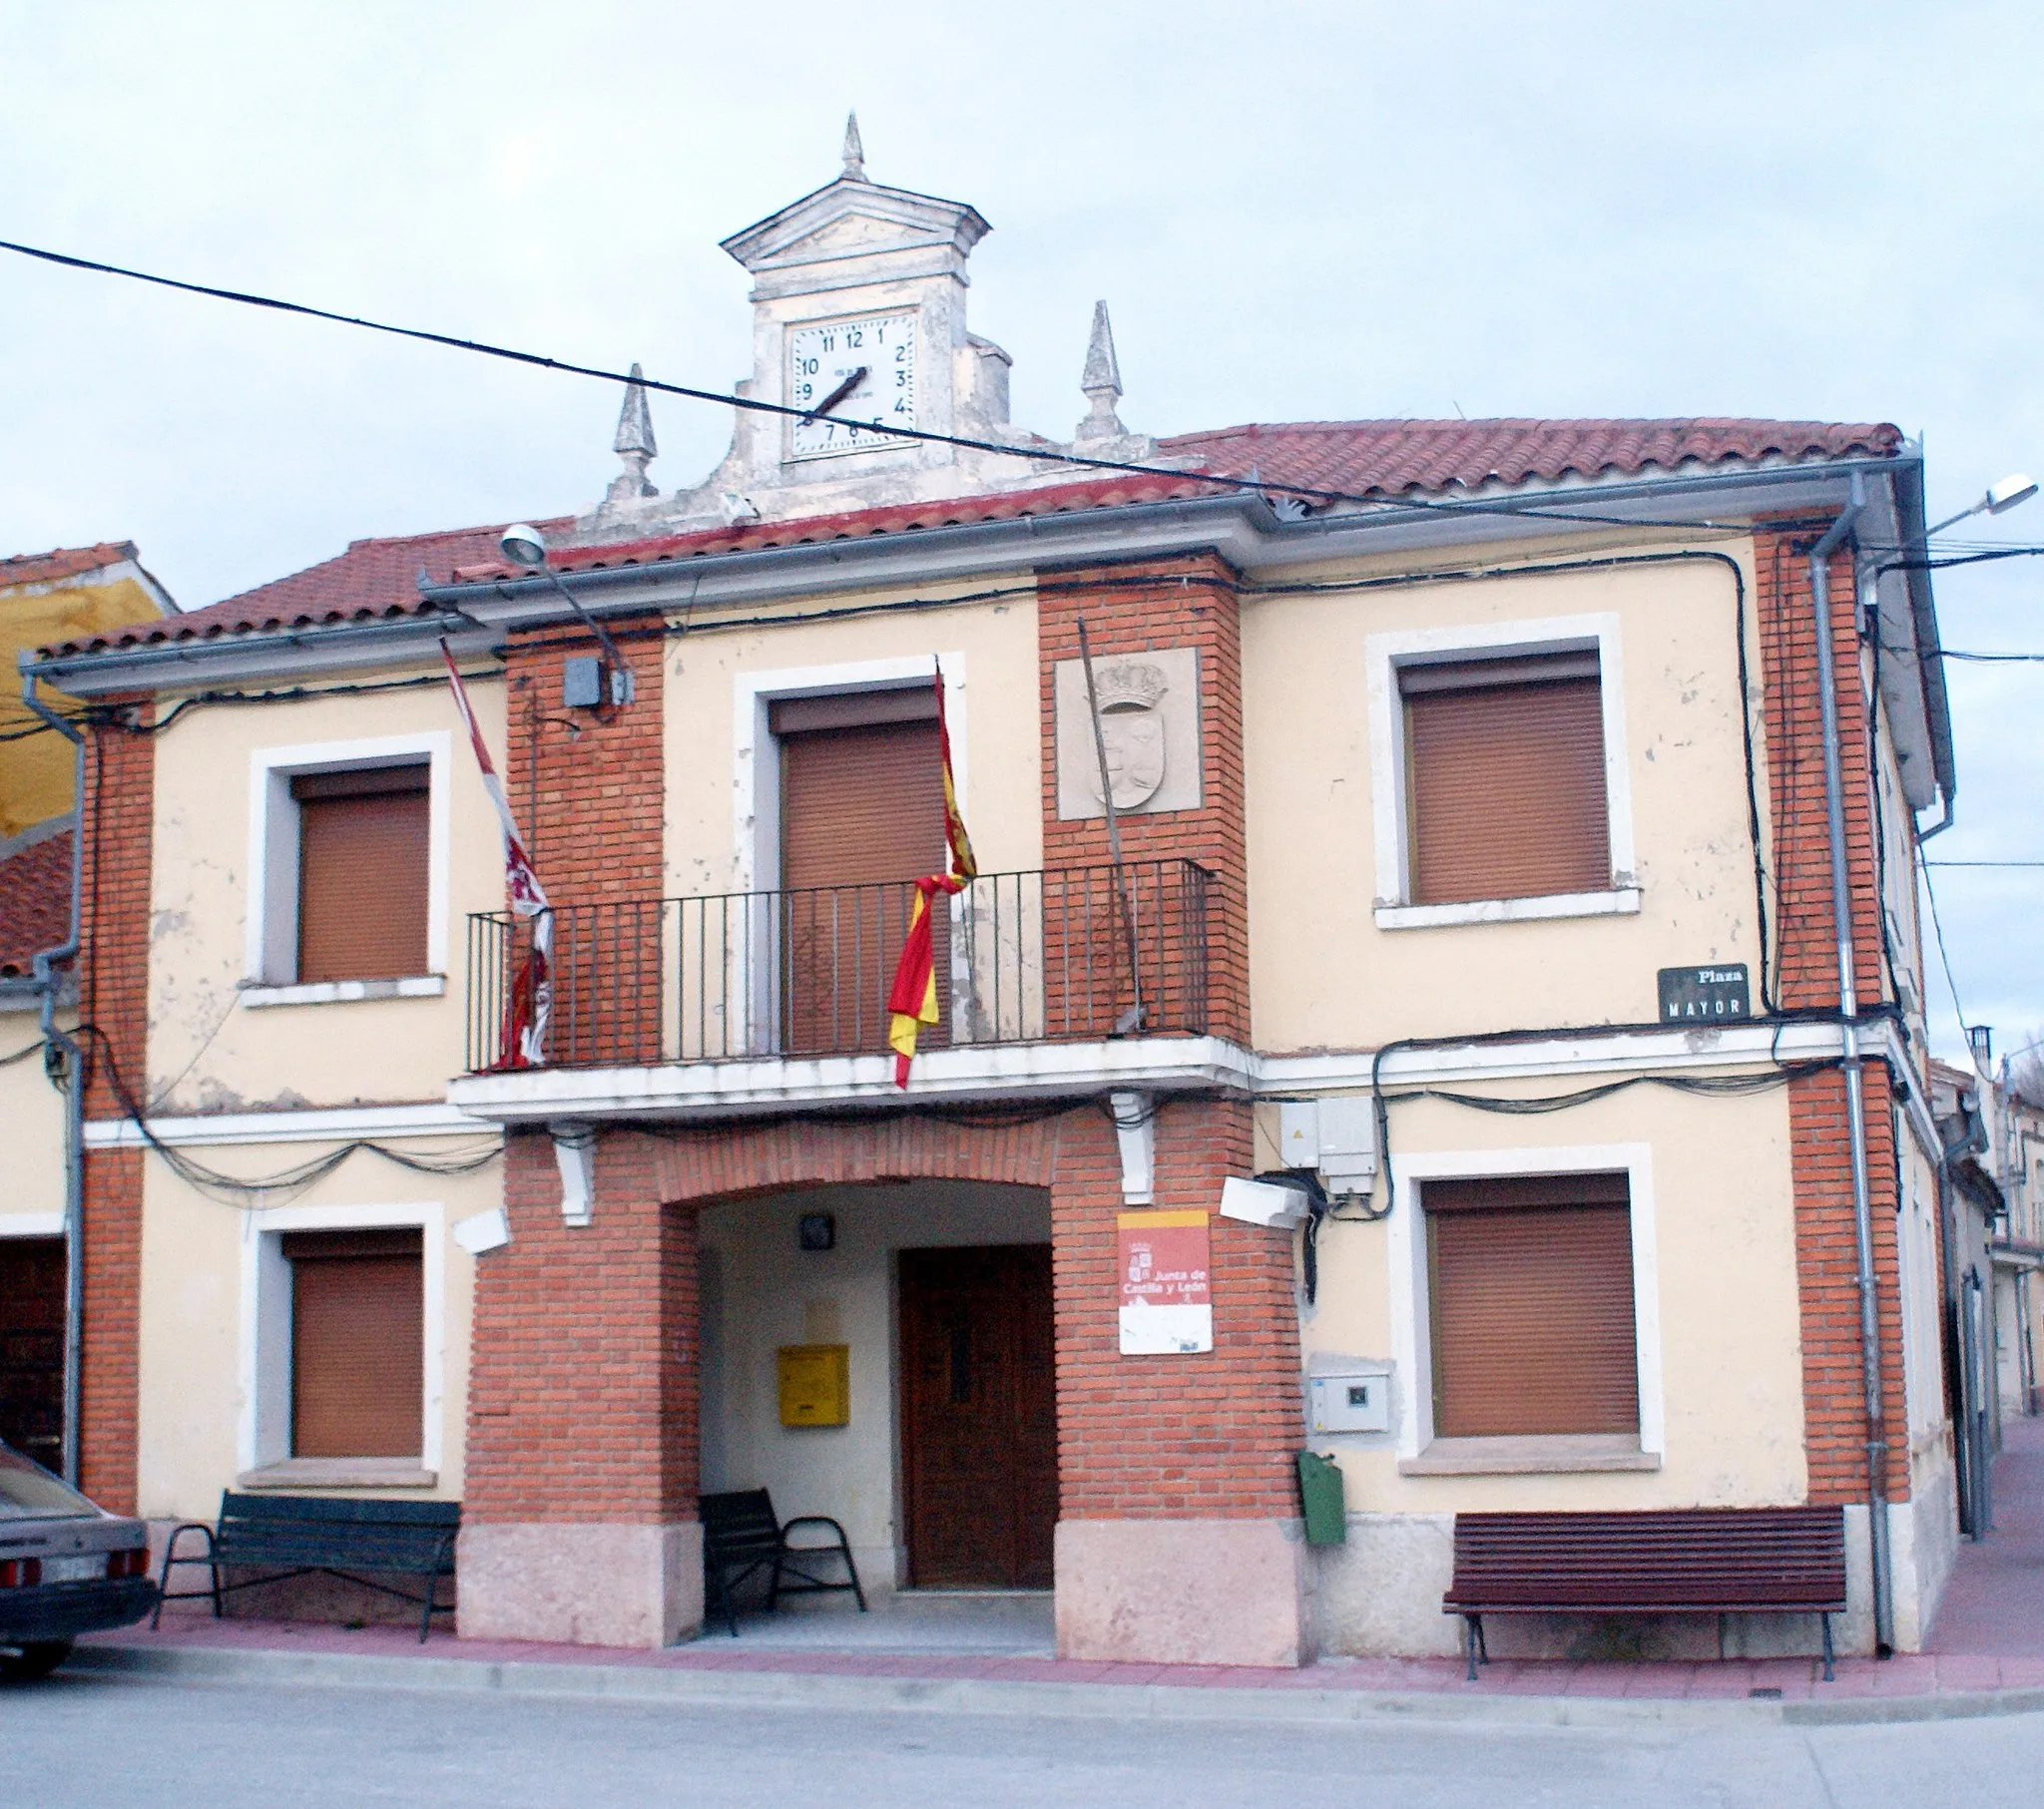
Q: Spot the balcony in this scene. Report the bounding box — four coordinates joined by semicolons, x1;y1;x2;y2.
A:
458;861;1222;1114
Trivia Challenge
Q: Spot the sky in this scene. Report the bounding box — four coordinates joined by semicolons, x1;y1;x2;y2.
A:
3;1;2039;1063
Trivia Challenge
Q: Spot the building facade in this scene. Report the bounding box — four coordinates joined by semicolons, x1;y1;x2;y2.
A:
24;143;1966;1664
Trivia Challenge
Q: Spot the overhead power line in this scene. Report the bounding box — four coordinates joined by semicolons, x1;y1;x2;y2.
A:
0;232;1878;537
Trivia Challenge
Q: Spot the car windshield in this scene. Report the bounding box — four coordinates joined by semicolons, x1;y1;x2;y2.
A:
0;1445;98;1520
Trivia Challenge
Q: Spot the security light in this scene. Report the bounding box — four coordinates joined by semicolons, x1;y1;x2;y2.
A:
1926;474;2039;538
500;524;549;569
1984;473;2038;515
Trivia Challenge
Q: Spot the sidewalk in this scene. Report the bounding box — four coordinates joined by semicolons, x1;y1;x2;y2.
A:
74;1421;2044;1728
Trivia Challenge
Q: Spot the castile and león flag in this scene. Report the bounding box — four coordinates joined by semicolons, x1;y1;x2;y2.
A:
886;664;976;1087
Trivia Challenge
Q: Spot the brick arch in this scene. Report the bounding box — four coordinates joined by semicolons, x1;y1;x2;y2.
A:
647;1110;1076;1208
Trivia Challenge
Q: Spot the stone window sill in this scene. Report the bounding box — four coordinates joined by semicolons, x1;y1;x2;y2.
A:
242;976;445;1009
1397;1435;1660;1477
1374;888;1642;931
237;1459;437;1491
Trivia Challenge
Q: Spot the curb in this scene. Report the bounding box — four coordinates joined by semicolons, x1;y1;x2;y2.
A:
64;1640;2044;1731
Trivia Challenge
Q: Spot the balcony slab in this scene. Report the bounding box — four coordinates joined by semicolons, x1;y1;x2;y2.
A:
445;1036;1256;1125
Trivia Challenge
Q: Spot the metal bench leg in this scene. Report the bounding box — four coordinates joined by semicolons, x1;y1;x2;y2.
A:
151;1525;222;1628
1820;1612;1834;1683
1464;1614;1481;1682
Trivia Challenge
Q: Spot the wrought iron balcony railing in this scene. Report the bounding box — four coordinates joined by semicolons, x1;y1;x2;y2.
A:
464;859;1213;1074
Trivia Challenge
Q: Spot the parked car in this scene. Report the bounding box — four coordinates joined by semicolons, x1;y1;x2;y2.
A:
0;1443;156;1681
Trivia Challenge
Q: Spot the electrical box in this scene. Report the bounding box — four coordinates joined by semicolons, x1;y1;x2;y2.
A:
562;655;607;709
777;1344;849;1428
1307;1365;1392;1435
1315;1098;1377;1188
1278;1102;1321;1169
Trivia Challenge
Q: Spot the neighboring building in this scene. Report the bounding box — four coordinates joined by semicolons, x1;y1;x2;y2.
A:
26;137;1972;1663
1;542;173;1473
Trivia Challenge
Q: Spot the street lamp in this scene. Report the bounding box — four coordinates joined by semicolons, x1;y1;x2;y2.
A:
499;523;635;706
1925;473;2039;539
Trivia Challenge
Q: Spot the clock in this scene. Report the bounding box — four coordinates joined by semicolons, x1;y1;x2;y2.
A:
785;312;917;460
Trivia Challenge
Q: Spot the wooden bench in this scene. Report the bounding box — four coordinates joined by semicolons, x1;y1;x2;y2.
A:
701;1489;865;1637
153;1493;460;1643
1443;1506;1847;1681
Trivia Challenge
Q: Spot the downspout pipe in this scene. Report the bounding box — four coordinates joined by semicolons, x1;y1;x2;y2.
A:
16;662;87;1488
1809;474;1895;1655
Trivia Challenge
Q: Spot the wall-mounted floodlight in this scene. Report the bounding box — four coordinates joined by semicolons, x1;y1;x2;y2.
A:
499;523;634;707
1925;474;2038;538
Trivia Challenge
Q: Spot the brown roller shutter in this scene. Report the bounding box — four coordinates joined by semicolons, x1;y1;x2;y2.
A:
284;1229;424;1460
1426;1172;1638;1439
1403;658;1609;905
779;715;949;1054
293;766;430;983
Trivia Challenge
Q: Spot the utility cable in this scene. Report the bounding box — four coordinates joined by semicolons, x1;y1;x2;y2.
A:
0;232;1854;536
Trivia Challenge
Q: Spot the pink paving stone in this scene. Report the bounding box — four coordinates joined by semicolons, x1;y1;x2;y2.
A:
1616;1663;1699;1699
1682;1663;1760;1698
1932;1655;2005;1690
1561;1662;1651;1697
1996;1656;2044;1686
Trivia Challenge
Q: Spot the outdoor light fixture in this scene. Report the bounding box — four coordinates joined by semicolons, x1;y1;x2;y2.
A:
499;523;635;706
1925;473;2039;538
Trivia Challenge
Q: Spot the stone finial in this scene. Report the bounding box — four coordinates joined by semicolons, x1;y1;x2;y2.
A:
606;363;658;503
1076;299;1127;443
841;112;866;181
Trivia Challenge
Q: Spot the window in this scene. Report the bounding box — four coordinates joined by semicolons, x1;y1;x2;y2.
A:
244;731;451;1002
1424;1171;1639;1439
1400;652;1608;906
291;765;430;983
281;1228;424;1460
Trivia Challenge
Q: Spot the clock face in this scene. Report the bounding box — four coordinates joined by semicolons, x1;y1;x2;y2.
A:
785;312;917;460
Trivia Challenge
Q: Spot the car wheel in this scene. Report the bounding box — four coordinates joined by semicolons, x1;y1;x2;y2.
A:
0;1639;74;1683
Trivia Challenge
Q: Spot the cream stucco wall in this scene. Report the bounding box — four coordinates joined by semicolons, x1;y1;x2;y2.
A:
133;1135;498;1522
1295;1081;1807;1514
1242;541;1770;1048
661;585;1042;901
146;669;510;1113
0;1004;67;1224
699;1179;1051;1594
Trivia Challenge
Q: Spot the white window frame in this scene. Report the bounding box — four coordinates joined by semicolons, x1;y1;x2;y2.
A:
242;731;452;1006
1385;1141;1663;1464
1365;613;1638;929
0;1212;65;1239
237;1199;445;1477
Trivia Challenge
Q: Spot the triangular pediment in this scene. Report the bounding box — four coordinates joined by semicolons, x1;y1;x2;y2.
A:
721;177;990;273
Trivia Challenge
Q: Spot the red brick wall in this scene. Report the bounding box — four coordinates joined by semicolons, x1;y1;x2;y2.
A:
1036;556;1251;1044
464;1130;699;1524
78;1149;142;1513
80;704;154;1122
642;1101;1302;1523
499;618;667;1064
1755;527;1908;1503
70;703;154;1511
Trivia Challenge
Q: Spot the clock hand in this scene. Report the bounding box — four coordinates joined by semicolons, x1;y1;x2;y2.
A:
804;365;869;422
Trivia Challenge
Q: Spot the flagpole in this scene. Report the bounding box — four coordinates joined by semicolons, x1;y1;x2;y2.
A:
1075;618;1146;1036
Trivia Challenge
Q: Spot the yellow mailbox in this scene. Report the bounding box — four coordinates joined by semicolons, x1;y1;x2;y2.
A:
777;1344;850;1428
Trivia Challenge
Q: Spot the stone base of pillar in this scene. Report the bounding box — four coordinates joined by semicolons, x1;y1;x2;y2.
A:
1054;1518;1309;1666
456;1522;703;1648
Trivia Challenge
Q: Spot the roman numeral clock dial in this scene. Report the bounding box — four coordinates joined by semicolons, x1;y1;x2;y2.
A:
785;313;918;459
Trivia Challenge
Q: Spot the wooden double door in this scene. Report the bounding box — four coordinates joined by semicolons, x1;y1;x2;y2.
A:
898;1245;1057;1589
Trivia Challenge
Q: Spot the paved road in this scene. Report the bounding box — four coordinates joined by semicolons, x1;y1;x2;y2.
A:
8;1669;2044;1807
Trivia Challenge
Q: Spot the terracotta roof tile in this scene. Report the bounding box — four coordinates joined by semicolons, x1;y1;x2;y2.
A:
2;543;140;590
0;828;73;979
34;416;1902;662
1156;417;1903;498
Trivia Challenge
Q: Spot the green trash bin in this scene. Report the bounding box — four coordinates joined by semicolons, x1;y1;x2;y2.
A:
1296;1448;1346;1547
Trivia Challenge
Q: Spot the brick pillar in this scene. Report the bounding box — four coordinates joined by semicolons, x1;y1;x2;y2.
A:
457;1128;703;1646
73;703;154;1510
1755;528;1909;1509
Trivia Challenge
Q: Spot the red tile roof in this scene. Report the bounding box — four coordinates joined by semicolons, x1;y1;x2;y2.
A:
0;828;73;979
1157;417;1903;498
35;416;1901;662
2;543;140;590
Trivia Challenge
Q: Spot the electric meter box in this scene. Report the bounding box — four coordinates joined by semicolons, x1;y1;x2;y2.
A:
1307;1365;1393;1435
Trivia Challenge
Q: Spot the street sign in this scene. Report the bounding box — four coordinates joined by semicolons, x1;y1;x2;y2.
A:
1657;963;1752;1024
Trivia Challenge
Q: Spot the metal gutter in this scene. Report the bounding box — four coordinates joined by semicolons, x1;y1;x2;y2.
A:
1808;475;1895;1655
15;667;86;1488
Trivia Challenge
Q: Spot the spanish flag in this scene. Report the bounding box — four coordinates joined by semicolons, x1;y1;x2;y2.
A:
886;666;976;1087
